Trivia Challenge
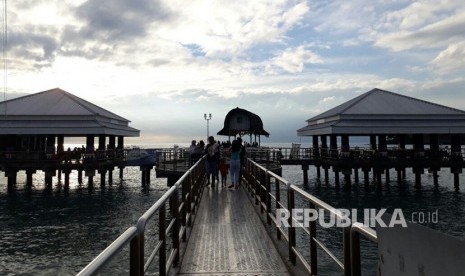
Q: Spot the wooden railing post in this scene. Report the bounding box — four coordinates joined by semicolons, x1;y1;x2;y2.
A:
130;234;142;276
159;204;166;276
265;172;271;225
350;230;361;276
288;187;296;264
309;202;317;275
172;189;180;266
343;226;352;276
275;178;281;240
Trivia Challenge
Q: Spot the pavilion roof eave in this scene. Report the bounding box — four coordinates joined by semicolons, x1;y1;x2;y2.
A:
297;126;465;136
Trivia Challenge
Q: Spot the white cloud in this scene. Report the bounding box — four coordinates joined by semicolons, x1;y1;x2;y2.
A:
158;0;309;57
430;42;465;74
266;46;322;74
373;1;465;51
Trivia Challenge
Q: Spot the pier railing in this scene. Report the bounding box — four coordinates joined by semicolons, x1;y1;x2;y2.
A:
77;156;206;276
243;158;378;276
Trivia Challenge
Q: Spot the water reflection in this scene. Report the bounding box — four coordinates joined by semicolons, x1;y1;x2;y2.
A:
282;166;465;275
0;168;168;276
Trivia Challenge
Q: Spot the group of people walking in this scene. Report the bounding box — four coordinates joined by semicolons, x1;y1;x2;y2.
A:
189;136;245;190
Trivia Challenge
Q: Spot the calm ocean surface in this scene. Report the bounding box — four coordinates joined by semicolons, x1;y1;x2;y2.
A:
0;143;464;275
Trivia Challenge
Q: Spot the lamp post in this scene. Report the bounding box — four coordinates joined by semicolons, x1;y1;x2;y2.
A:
204;113;212;139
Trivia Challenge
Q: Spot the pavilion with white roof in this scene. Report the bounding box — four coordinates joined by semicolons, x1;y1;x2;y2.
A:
0;88;140;190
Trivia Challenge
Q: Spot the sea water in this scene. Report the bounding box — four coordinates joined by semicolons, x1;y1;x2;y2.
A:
0;143;464;275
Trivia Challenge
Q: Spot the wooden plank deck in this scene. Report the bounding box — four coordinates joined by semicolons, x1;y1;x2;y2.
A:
178;185;290;276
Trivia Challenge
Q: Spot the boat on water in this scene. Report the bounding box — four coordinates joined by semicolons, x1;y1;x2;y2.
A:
125;147;158;166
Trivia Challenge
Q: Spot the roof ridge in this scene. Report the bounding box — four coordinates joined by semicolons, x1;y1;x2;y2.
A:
58;89;100;116
377;89;465;114
0;87;58;104
337;88;380;114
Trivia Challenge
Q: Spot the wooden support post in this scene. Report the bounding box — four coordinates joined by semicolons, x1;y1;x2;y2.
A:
302;164;309;186
385;168;390;183
57;169;62;181
141;169;146;186
78;169;83;184
6;170;17;192
88;176;94;188
119;167;124;180
414;168;423;189
370;135;377;150
64;171;70;189
376;173;382;188
433;170;439;186
26;170;35;187
415;173;421;189
316;166;321;179
397;169;402;184
312;135;319;157
334;171;340;187
100;170;106;188
454;173;460;189
364;169;369;186
108;169;113;184
344;174;351;187
324;167;329;185
146;168;151;185
354;168;359;183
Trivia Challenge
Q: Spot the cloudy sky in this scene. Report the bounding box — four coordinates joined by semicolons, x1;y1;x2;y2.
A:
3;0;465;144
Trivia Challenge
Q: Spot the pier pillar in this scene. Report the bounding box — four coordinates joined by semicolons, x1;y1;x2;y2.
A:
119;167;124;180
333;168;340;187
86;135;95;152
330;135;337;158
433;170;439;186
117;136;124;149
46;135;56;155
451;168;462;189
320;135;328;157
324;167;329;185
343;172;351;187
302;164;309;186
341;134;350;157
396;168;402;184
415;173;421;188
100;170;106;188
78;169;83;184
316;166;321;179
376;173;382;188
413;134;425;154
44;170;56;188
430;134;439;158
454;173;460;189
5;170;17;192
378;135;387;152
57;169;62;181
64;170;70;189
413;167;423;189
108;169;113;184
86;170;95;188
354;168;359;183
57;135;64;154
312;136;319;157
451;134;461;159
146;167;151;185
141;168;146;186
385;168;390;183
370;135;377;150
26;169;35;188
363;169;370;186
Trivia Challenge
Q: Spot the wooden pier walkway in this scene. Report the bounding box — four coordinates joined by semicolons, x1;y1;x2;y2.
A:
178;185;290;275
